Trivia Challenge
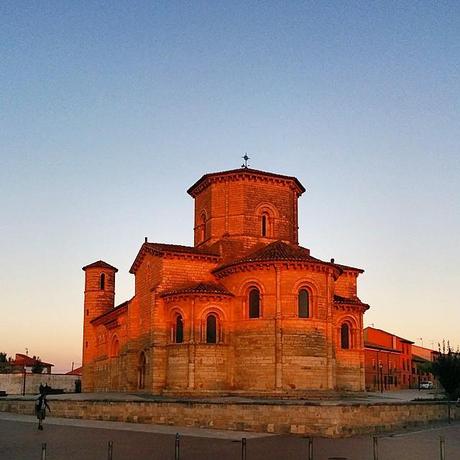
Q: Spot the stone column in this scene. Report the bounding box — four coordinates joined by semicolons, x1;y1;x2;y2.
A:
275;265;282;390
188;298;196;389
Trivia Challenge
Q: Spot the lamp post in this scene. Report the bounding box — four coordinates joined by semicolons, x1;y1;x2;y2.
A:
379;363;384;393
22;366;26;396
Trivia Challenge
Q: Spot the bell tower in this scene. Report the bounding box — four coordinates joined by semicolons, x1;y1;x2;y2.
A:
82;260;117;390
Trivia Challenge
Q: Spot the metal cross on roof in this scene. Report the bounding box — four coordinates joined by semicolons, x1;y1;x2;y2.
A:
241;153;250;168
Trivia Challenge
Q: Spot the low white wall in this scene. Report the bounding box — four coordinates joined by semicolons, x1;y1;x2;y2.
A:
0;373;80;395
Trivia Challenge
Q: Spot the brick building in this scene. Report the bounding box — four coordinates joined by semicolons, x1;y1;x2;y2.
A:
82;167;370;395
364;327;414;391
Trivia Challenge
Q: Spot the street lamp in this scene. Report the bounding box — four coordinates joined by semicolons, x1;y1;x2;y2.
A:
22;365;26;396
379;363;384;393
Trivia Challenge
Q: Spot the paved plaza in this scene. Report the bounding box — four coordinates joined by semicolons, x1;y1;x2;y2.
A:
1;411;459;460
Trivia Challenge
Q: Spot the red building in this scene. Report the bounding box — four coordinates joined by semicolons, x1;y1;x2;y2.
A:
11;354;53;374
364;327;413;391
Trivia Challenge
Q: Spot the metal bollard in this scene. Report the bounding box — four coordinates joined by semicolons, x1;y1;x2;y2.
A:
107;441;113;460
241;437;247;460
175;433;180;460
41;443;47;460
440;436;445;460
307;437;313;460
373;436;378;460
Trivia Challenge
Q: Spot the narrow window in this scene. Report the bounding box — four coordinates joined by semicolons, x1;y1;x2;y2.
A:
175;315;184;343
138;352;146;390
206;314;217;344
200;212;206;242
261;214;268;237
100;273;105;290
298;289;309;318
341;323;350;349
249;288;260;318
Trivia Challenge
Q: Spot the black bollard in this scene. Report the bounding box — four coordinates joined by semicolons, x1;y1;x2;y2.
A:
107;441;113;460
307;437;313;460
440;436;445;460
448;402;451;424
373;436;378;460
175;433;180;460
241;437;247;460
41;443;47;460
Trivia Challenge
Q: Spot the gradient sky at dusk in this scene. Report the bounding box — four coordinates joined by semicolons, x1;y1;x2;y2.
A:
1;1;459;372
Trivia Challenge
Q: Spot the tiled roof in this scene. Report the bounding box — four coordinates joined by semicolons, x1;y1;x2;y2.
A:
331;262;364;273
144;242;220;256
91;300;129;324
66;366;82;376
363;327;414;345
82;260;118;272
13;354;54;367
187;167;306;197
160;282;233;298
334;295;368;306
364;342;401;353
129;242;220;274
214;240;335;273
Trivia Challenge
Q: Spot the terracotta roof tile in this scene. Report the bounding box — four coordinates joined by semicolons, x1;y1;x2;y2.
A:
214;240;334;273
82;260;118;272
160;282;233;298
129;242;220;274
145;242;220;257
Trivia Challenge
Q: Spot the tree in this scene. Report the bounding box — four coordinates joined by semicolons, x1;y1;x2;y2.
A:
432;343;460;400
0;352;12;374
31;358;44;374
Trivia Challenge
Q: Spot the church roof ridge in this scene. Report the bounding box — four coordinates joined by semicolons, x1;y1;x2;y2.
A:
160;281;233;298
187;167;306;197
129;242;220;274
213;240;338;274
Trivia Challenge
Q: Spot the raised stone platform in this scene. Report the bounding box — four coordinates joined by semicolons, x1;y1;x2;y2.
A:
0;392;457;438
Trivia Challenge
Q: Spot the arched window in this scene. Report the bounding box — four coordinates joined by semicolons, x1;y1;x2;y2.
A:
206;314;217;343
200;212;206;242
100;273;105;290
341;323;350;349
175;315;184;343
298;289;310;318
249;288;260;318
111;337;119;357
138;352;146;389
261;213;268;237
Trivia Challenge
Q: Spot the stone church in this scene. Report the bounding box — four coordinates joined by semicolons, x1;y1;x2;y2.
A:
82;167;369;394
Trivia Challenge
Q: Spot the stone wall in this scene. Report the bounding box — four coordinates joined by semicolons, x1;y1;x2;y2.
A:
0;397;457;438
0;374;80;395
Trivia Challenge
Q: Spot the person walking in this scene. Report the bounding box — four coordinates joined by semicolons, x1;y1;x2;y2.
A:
35;389;51;430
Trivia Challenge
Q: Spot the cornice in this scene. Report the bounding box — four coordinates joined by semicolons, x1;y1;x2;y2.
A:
187;168;306;198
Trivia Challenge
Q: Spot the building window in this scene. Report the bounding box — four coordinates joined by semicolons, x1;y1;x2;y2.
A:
206;314;217;343
249;288;260;318
340;323;350;349
111;337;119;357
298;289;310;318
175;315;184;343
261;213;268;237
200;212;206;242
100;273;105;290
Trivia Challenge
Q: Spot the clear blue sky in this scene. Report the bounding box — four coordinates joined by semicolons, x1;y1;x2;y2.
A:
1;1;459;372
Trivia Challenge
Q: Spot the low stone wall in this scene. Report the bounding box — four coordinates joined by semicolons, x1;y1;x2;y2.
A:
0;374;80;395
0;397;457;437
